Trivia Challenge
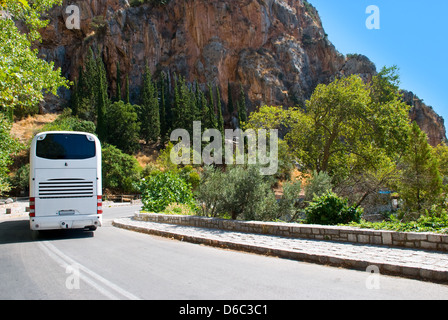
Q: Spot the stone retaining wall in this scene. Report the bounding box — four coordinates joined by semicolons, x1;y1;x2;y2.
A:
134;213;448;252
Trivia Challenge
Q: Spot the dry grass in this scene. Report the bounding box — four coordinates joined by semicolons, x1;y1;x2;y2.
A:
11;113;59;144
134;142;160;168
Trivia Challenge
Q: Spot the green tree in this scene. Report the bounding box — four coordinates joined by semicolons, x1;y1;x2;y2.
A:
203;84;217;130
73;47;109;132
158;71;168;140
124;74;130;104
105;101;140;153
216;85;224;134
433;143;448;185
0;0;70;118
115;62;122;102
138;66;160;144
397;122;444;218
0;113;22;195
96;68;108;142
237;83;247;127
227;81;234;115
285;74;409;183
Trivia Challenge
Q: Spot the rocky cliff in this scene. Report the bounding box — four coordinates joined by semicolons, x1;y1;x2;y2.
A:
37;0;447;145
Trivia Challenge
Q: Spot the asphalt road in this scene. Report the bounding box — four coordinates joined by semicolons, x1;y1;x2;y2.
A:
1;205;448;301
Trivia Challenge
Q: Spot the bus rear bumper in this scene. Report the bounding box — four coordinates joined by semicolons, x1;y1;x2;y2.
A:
30;214;102;231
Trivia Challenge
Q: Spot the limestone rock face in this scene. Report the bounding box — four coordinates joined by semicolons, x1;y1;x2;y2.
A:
37;0;446;144
403;91;447;146
38;0;345;109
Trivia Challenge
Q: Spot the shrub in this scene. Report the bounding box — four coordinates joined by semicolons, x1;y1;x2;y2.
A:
102;143;141;194
39;110;96;134
305;191;362;225
178;165;200;190
195;165;278;221
278;179;303;221
346;211;448;234
304;170;332;201
140;170;196;213
163;203;196;216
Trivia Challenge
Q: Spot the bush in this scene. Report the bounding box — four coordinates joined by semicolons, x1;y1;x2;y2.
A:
102;143;141;194
305;191;362;225
347;212;448;234
162;203;196;216
178;165;200;190
39;110;96;134
195;165;278;221
8;163;29;196
140;170;196;213
304;170;332;202
278;179;303;221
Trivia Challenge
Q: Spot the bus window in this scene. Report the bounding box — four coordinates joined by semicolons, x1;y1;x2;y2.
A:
36;133;96;160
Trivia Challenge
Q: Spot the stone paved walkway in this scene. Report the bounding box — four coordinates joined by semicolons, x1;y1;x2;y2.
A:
113;217;448;283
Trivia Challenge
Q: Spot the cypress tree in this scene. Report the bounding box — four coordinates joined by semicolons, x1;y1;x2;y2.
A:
94;49;109;141
124;74;130;104
159;71;167;140
238;83;247;127
96;74;108;142
115;61;121;102
216;85;224;134
227;80;234;115
70;77;79;116
173;74;183;129
139;66;160;144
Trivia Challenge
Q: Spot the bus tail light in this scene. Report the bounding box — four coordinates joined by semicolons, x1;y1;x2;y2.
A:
97;195;103;214
29;197;35;217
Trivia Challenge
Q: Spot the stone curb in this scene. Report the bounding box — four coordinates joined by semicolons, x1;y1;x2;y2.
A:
134;212;448;252
112;217;448;284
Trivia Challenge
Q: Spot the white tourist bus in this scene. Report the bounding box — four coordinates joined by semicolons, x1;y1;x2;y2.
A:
29;131;102;231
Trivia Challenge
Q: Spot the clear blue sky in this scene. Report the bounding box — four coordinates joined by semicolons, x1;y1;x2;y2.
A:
310;0;448;124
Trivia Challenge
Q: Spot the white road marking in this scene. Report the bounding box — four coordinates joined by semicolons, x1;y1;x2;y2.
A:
38;241;141;300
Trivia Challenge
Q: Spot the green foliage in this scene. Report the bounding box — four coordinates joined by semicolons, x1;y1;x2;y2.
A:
305;191;362;225
227;81;234;115
0;113;22;195
138;66;160;143
0;0;70;118
347;211;448;234
304;170;332;202
139;170;196;213
396;122;444;218
203;83;218;130
178;165;201;190
433;143;448;185
278;179;302;221
8;163;29;195
161;202;196;216
39;109;96;133
71;47;109;138
237;83;247;127
105;101;140;153
195;165;278;221
102;143;141;194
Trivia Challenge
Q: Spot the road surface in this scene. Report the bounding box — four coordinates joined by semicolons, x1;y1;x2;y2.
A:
1;205;448;300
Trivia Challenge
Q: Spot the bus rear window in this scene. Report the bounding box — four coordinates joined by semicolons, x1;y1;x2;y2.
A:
36;133;96;160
